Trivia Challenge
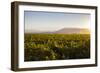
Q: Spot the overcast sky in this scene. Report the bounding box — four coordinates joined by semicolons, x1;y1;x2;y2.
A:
24;11;90;32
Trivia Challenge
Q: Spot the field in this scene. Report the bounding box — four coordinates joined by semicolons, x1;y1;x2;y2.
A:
24;34;90;61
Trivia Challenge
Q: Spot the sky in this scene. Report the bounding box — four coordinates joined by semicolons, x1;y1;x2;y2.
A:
24;11;90;32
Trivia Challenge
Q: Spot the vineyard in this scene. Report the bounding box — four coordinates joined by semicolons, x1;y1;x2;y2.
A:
24;34;90;61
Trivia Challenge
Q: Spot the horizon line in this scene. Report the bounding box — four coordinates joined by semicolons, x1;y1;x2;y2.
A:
25;27;90;32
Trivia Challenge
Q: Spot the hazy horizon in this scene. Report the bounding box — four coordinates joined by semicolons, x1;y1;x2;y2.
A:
25;27;90;32
24;11;90;32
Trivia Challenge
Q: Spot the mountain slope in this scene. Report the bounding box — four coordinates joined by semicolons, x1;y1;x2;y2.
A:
54;28;90;34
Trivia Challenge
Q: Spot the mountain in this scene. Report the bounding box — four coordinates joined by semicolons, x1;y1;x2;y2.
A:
54;28;90;34
25;28;90;34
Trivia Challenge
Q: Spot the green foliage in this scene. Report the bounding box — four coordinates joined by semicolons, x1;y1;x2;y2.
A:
24;34;90;61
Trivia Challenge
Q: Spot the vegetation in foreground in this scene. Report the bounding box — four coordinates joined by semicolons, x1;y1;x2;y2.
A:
24;34;90;61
